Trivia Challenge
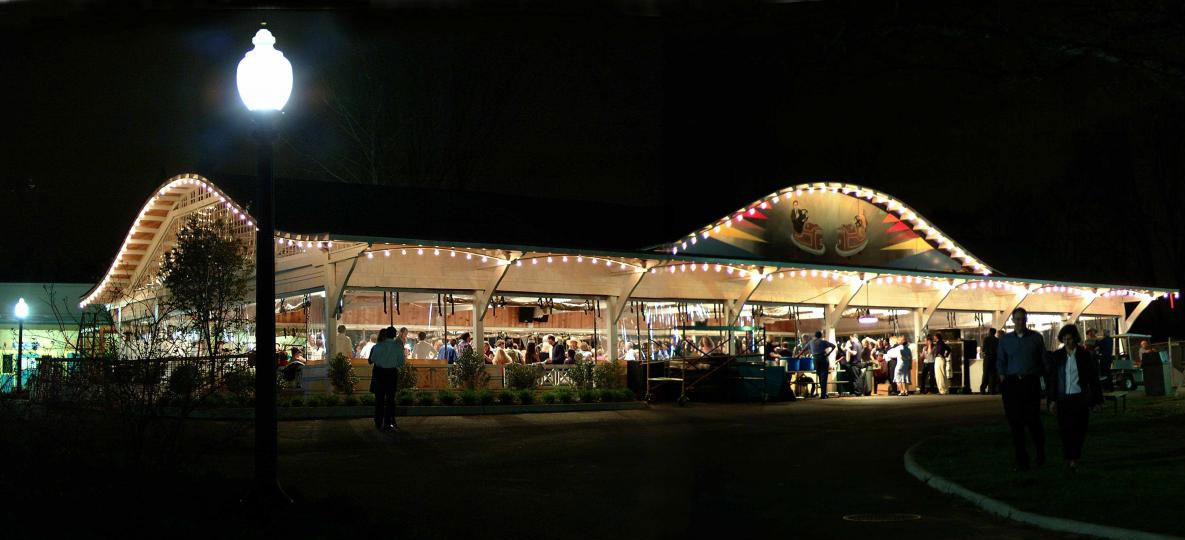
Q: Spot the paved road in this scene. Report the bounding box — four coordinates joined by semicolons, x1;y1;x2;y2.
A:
275;395;1086;540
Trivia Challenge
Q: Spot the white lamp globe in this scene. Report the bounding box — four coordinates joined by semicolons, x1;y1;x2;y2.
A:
14;298;28;320
236;28;293;112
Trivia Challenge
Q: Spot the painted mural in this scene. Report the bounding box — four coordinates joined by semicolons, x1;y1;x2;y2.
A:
674;190;968;273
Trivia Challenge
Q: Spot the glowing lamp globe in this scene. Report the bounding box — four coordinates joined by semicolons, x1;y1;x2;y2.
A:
236;29;293;112
14;298;28;320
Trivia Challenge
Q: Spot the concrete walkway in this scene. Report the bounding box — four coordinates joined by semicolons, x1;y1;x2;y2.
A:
273;395;1091;539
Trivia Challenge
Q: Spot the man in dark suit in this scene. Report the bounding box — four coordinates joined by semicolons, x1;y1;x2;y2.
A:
997;309;1048;471
547;335;567;365
1046;324;1103;470
980;328;999;394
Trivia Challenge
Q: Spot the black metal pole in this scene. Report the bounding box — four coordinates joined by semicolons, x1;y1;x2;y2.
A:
252;111;287;503
15;319;23;393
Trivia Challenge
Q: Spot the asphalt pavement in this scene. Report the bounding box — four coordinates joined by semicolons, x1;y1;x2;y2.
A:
275;395;1090;540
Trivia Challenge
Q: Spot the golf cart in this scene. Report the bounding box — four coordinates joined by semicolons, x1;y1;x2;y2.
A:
1107;333;1152;391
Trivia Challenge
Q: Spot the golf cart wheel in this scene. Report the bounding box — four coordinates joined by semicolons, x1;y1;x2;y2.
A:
677;395;690;407
1120;374;1136;391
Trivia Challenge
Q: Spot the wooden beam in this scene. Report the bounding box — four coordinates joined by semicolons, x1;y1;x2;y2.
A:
1120;297;1154;333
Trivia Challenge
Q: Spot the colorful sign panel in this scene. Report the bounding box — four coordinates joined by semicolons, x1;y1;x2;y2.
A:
675;191;968;272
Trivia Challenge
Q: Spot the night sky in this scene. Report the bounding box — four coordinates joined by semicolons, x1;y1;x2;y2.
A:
2;2;1183;331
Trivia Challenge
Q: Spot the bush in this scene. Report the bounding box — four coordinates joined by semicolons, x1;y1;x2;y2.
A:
437;389;458;405
396;390;415;406
578;389;598;403
289;396;305;407
567;360;595;390
541;391;558;404
328;353;359;394
617;388;635;402
416;390;436;406
360;393;375;406
459;389;478;406
597;388;616;403
223;365;254;397
342;395;359;406
517;389;535;405
557;389;576;404
398;364;418;392
478;389;495;406
448;346;490;390
204;392;226;407
167;364;202;399
496;389;516;405
323;394;342;407
505;363;544;390
304;394;324;407
593;359;625;389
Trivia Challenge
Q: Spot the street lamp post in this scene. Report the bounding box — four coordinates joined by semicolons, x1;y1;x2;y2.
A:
14;298;28;393
237;25;292;503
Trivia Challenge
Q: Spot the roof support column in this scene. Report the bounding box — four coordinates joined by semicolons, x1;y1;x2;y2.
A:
1119;297;1153;334
1066;292;1099;325
607;264;650;362
994;289;1032;331
726;269;766;354
823;278;865;364
323;244;365;360
918;280;962;332
472;253;519;348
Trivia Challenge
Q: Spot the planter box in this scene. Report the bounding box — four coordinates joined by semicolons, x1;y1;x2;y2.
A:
181;400;647;420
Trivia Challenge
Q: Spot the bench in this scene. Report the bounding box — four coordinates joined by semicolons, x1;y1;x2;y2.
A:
1102;391;1128;413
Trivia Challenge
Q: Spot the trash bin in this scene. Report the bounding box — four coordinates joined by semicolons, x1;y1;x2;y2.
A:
1141;353;1171;396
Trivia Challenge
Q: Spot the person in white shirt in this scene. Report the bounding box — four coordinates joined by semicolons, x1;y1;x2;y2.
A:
1047;324;1102;470
335;325;353;359
411;331;436;359
359;333;378;360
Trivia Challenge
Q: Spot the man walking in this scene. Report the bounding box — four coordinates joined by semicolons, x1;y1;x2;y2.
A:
809;331;836;399
980;328;999;394
997;308;1048;470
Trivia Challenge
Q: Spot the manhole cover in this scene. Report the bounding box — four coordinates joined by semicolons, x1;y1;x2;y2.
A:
842;513;922;523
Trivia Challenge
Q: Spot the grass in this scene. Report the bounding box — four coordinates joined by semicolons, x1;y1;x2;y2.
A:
912;394;1185;536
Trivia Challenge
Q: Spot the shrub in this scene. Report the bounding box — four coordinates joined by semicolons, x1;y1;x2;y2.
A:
416;390;436;406
342;395;359;406
459;389;479;406
304;394;324;407
437;389;458;405
597;388;616;403
448;346;490;390
289;396;305;407
541;391;558;404
517;389;535;405
505;363;544;390
360;393;375;406
557;389;576;404
204;392;226;407
478;389;495;406
578;389;598;403
223;365;254;397
328;353;359;394
593;359;625;389
396;390;415;406
567;360;595;390
167;364;202;399
323;394;342;407
616;388;635;402
496;389;516;405
398;364;418;391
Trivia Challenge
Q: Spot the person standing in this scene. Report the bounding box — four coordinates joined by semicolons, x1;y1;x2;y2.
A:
412;331;435;359
1046;324;1103;471
887;335;913;396
437;338;457;363
918;335;937;394
809;331;836;399
997;308;1048;471
368;327;404;431
932;334;952;395
547;335;567;365
979;328;1000;394
1095;330;1114;391
335;324;354;360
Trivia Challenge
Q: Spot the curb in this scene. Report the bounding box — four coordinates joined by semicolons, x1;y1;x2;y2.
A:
184;400;648;420
904;441;1184;540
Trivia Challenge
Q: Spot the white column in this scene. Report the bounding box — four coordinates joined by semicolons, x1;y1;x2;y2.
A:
607;296;620;362
472;296;485;351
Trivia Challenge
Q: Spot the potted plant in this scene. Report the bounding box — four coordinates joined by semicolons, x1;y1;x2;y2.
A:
328;352;358;394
